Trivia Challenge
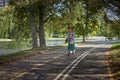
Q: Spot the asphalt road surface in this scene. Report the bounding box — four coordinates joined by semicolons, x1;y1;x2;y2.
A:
0;41;115;80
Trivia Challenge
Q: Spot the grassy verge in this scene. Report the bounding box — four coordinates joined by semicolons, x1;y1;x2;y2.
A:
0;46;63;64
0;41;31;49
108;42;120;80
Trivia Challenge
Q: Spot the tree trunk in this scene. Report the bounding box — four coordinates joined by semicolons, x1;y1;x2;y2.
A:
82;28;85;43
82;26;85;43
83;0;89;43
118;33;120;40
38;7;46;47
30;11;38;49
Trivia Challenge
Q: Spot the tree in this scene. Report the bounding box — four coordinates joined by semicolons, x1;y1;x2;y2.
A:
36;0;66;47
0;5;14;38
8;0;68;47
8;0;38;48
110;20;120;39
29;3;38;48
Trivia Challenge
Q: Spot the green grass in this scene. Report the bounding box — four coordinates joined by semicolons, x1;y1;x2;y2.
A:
0;41;31;49
0;46;63;64
111;42;120;50
109;42;120;80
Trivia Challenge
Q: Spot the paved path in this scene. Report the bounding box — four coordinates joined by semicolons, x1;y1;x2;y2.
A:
0;41;114;80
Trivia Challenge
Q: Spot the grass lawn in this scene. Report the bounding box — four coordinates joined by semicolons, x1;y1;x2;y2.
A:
108;42;120;80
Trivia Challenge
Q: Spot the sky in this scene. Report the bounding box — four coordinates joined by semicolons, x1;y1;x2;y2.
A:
107;9;119;20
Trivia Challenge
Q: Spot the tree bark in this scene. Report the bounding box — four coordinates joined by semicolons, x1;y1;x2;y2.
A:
30;11;38;49
82;28;85;43
82;0;89;43
118;33;120;40
38;7;46;47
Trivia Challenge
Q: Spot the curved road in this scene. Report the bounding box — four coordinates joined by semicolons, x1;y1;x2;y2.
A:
0;41;115;80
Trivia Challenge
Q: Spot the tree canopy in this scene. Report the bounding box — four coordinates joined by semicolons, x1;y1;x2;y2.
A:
0;0;120;48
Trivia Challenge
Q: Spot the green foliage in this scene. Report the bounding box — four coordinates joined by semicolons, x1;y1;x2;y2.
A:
0;7;14;38
87;0;104;15
0;0;120;46
110;20;120;39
